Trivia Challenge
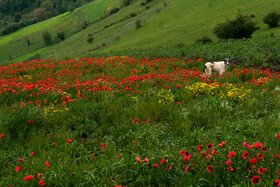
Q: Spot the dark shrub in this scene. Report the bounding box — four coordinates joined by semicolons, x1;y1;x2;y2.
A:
140;2;146;6
130;12;137;17
145;6;150;9
121;0;132;7
213;14;258;39
263;12;280;28
42;31;52;46
196;36;212;44
57;32;65;40
135;20;141;30
146;0;153;3
109;7;120;15
87;36;94;44
156;8;161;13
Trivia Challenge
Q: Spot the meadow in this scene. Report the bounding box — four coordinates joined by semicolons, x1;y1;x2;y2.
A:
0;56;280;186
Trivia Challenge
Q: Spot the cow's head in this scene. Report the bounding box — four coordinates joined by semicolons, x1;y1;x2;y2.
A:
224;58;231;66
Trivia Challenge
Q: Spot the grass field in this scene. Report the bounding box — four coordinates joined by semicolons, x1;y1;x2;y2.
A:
0;0;280;65
0;57;280;186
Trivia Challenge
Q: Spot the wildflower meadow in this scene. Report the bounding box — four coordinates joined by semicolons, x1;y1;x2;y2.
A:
0;56;280;186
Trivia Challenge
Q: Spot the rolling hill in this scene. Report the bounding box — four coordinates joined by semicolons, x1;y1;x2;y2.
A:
0;0;280;65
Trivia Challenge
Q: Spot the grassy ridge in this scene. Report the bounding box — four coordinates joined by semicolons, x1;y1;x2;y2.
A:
0;0;280;65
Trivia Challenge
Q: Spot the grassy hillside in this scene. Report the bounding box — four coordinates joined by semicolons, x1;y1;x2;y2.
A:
0;0;280;65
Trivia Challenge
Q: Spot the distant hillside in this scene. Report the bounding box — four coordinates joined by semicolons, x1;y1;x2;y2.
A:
0;0;280;65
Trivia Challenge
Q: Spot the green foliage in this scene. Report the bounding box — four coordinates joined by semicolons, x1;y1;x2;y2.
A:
57;32;65;41
263;12;280;28
196;36;212;44
120;0;133;7
213;14;258;39
135;20;141;30
87;35;94;44
0;19;38;36
42;31;52;46
130;12;137;17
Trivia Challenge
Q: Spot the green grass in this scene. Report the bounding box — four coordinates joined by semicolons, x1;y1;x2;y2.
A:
0;57;280;186
0;0;280;65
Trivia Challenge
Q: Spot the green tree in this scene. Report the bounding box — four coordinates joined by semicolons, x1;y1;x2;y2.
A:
263;12;280;28
42;31;52;46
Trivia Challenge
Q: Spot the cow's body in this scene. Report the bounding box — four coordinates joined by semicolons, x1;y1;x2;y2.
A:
203;58;231;78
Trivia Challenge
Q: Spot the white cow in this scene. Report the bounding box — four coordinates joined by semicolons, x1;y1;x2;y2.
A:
203;58;231;78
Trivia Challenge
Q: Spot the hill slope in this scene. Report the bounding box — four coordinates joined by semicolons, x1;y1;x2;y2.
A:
0;0;280;65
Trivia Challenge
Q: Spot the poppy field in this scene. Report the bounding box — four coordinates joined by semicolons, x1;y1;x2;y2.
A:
0;56;280;186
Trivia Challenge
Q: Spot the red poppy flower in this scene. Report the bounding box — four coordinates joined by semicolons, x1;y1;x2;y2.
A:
0;134;4;138
136;157;142;163
228;151;236;158
248;166;255;173
67;139;72;144
255;142;263;148
197;145;203;151
207;143;213;149
277;134;280;139
153;163;158;168
24;175;34;181
167;165;173;170
207;165;214;173
226;159;232;165
251;176;260;185
78;93;82;98
250;158;258;164
31;152;35;156
144;158;149;164
258;168;267;174
161;159;167;164
133;119;138;123
183;154;192;161
227;167;234;171
262;146;268;152
201;151;206;157
275;154;280;159
212;150;218;155
16;166;21;172
278;170;280;175
52;142;56;146
274;179;280;186
257;153;264;159
102;144;107;149
183;166;190;172
115;186;122;187
38;180;45;186
28;120;34;124
219;141;226;147
18;158;24;164
37;173;42;179
243;151;249;160
147;119;151;123
117;154;121;157
45;161;50;168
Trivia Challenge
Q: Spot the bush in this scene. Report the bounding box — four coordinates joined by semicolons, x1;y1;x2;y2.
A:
196;36;212;44
213;14;258;39
156;8;161;13
87;36;94;44
146;0;153;3
57;32;65;40
135;20;141;30
263;12;280;28
145;6;150;9
140;2;146;6
121;0;132;7
42;31;52;46
130;12;137;17
109;7;120;15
